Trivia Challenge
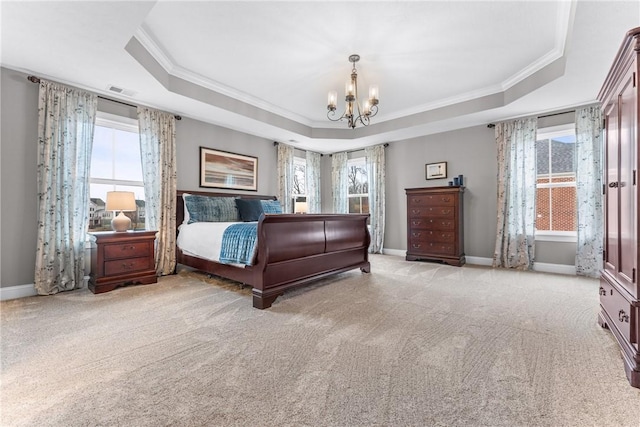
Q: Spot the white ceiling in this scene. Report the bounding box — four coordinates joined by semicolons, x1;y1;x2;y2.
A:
1;1;639;154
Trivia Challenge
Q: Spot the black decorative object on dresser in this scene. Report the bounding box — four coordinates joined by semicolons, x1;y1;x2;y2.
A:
597;27;640;388
89;231;158;294
405;186;465;266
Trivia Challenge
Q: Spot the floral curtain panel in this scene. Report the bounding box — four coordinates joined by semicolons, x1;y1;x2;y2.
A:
365;144;386;253
305;150;322;213
137;107;177;276
493;117;538;270
331;152;349;213
575;106;603;277
277;143;294;213
35;80;97;294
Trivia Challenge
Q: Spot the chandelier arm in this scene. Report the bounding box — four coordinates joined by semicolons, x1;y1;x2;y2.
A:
327;110;346;122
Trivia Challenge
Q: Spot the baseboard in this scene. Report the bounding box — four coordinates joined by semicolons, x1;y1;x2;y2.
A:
465;256;493;266
381;250;575;275
0;276;90;301
381;248;405;257
533;262;576;275
0;284;37;301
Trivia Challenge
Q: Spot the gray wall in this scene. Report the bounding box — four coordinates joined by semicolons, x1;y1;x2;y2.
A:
1;68;39;288
0;67;277;288
175;117;277;195
0;66;579;288
384;125;498;258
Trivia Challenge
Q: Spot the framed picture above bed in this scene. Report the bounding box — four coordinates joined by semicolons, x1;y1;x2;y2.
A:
199;147;258;191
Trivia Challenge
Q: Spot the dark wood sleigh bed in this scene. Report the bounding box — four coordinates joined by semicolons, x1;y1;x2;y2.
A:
175;190;371;309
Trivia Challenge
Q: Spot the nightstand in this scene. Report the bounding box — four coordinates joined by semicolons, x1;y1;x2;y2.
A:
89;230;158;294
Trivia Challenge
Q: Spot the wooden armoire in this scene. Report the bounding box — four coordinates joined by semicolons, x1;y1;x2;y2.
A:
597;26;640;389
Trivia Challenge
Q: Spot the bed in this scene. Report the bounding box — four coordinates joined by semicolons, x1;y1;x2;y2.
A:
175;190;371;309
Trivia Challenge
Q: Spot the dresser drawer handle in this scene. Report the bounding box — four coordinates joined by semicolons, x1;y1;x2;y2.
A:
412;243;421;249
618;310;629;323
121;262;135;270
121;245;136;251
412;232;421;237
412;209;421;215
412;221;422;226
599;287;606;296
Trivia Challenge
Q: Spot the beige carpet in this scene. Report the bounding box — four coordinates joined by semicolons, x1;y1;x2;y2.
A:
1;254;639;426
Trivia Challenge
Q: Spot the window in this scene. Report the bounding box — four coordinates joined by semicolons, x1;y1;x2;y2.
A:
292;156;307;213
88;112;145;231
535;125;576;240
348;158;369;214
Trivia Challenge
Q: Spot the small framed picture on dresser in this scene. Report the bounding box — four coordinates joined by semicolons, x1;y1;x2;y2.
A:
425;161;447;180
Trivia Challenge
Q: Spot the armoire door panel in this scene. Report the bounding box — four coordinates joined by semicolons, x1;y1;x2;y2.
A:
618;70;637;293
605;101;620;277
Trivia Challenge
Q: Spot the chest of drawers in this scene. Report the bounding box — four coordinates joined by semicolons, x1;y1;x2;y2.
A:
89;231;157;293
405;186;465;266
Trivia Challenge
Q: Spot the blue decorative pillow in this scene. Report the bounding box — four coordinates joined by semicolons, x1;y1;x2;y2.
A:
235;198;264;222
184;195;239;223
260;199;283;214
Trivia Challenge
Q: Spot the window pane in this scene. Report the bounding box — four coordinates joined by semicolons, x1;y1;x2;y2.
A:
550;186;576;231
536;186;551;230
293;160;306;195
348;163;368;195
89;183;145;231
550;135;575;175
113;129;143;181
91;127;114;179
348;197;360;213
536;138;550;183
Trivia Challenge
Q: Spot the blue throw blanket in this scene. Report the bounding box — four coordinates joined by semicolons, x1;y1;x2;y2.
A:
219;222;258;266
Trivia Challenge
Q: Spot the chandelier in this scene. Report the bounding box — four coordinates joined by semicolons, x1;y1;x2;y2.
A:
327;54;379;129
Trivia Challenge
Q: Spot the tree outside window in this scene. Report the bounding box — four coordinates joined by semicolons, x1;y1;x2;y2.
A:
292;157;307;212
348;158;369;214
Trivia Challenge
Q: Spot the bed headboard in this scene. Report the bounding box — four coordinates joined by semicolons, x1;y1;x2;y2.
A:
176;190;277;232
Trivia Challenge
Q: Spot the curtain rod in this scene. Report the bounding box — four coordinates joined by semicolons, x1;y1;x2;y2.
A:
329;143;390;156
274;141;389;156
27;75;182;120
487;109;576;128
273;141;324;156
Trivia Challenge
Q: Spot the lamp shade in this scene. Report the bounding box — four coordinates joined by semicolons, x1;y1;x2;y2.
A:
105;191;136;212
294;202;308;214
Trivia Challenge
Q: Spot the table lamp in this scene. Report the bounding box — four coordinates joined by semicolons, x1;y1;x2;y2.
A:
294;201;308;214
105;191;137;232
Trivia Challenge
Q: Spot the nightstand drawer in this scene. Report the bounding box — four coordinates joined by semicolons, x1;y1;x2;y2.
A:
104;241;151;260
104;256;153;276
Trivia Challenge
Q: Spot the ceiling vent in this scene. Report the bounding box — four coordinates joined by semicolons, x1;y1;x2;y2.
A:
106;85;137;97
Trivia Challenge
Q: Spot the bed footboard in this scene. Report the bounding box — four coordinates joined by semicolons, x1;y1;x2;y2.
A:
251;213;370;308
